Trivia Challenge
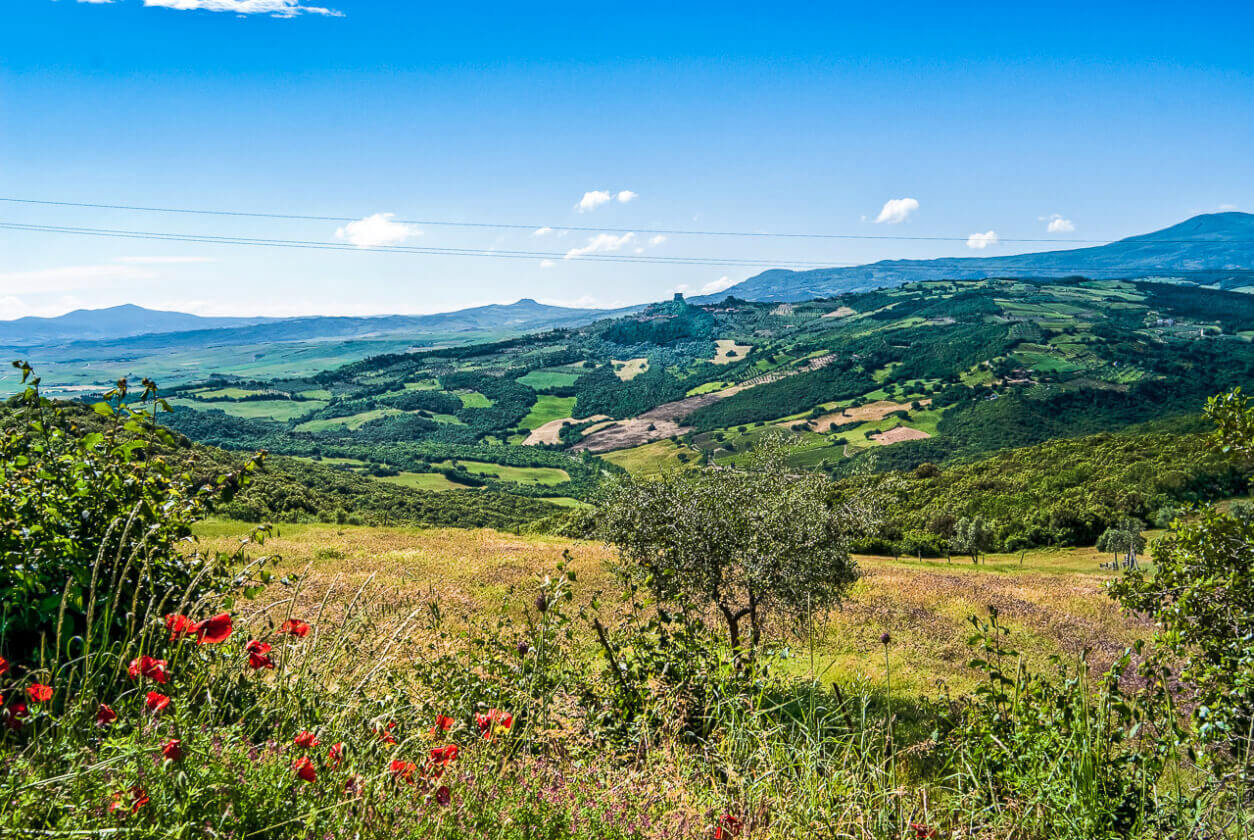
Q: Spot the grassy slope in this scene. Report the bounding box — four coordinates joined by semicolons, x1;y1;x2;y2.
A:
194;519;1149;694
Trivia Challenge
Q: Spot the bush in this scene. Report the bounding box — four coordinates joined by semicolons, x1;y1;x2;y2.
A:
0;367;264;666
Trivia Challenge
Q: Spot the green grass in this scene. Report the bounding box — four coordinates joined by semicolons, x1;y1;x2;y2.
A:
456;390;494;408
376;470;468;491
294;408;402;432
517;369;582;389
520;395;576;430
438;459;569;485
169;398;327;422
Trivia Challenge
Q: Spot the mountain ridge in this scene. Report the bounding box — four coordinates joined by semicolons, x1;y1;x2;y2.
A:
696;211;1254;303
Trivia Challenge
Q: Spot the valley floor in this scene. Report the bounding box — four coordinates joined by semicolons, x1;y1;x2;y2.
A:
194;519;1151;694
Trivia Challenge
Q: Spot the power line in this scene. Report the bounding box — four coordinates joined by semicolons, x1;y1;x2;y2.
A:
0;195;1205;245
4;220;1253;276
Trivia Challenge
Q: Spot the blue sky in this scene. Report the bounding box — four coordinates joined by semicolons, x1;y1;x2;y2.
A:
1;0;1251;318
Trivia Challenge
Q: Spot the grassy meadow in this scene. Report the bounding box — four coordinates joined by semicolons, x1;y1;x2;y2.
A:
192;519;1150;695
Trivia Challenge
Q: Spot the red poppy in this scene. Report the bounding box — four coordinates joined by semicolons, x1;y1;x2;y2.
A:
3;699;28;730
194;613;233;645
427;744;459;779
145;691;170;713
430;714;455;734
293;730;320;749
279;619;311;637
27;683;52;703
165;613;196;641
0;656;8;676
910;823;939;839
161;739;183;762
109;786;149;817
376;721;398;744
96;704;118;727
245;640;274;671
127;656;170;684
294;755;317;782
714;814;742;839
474;709;513;740
434;785;451;807
389;759;417;783
328;742;346;768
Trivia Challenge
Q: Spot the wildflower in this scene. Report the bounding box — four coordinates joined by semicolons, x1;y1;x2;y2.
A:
294;730;321;749
27;683;52;703
428;744;459;777
165;613;196;641
279;618;311;637
880;631;892;646
714;814;742;839
0;656;8;676
96;704;118;726
377;721;398;744
534;593;548;613
516;640;530;656
294;755;317;783
3;699;28;730
429;714;455;735
328;742;346;768
161;739;184;762
245;640;275;670
194;613;233;645
389;759;418;783
127;656;170;684
475;709;513;740
910;823;939;839
145;691;170;713
109;787;149;816
434;785;451;807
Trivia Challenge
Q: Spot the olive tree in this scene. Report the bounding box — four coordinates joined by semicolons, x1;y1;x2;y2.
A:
952;516;994;564
599;434;877;658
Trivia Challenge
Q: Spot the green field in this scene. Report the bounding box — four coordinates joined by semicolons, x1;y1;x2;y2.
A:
293;407;402;432
439;459;570;485
167;397;326;422
517;368;582;389
456;390;494;408
520;395;577;429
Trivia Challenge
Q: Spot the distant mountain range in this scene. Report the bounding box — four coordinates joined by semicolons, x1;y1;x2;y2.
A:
0;299;633;348
698;211;1254;303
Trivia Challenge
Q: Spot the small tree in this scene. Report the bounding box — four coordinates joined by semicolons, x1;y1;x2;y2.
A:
599;434;876;659
952;516;994;564
1096;517;1146;569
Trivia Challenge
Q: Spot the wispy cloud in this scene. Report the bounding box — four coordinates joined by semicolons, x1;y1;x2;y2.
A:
576;190;636;212
334;213;420;248
1041;214;1075;233
966;230;999;249
700;275;737;295
648;234;667;246
532;227;554;237
564;232;636;259
137;0;342;17
0;264;158;295
874;198;919;224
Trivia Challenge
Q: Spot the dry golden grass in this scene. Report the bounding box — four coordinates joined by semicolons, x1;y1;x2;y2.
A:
194;520;1151;696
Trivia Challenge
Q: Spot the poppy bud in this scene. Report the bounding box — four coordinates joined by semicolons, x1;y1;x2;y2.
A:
880;631;892;646
534;593;548;613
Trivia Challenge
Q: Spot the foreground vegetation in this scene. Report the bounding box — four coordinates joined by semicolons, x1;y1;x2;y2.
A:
3;368;1254;837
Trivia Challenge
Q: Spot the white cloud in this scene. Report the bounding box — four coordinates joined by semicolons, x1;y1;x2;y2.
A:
673;284;691;294
1217;203;1240;211
0;264;157;295
532;227;554;237
648;234;667;246
564;232;636;259
874;197;919;224
538;259;556;268
576;190;613;213
334;213;420;248
966;230;999;249
139;0;342;17
1043;214;1075;233
700;275;737;295
113;256;216;264
616;190;638;204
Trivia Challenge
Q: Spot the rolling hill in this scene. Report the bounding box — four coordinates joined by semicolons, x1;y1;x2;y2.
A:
701;211;1254;302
